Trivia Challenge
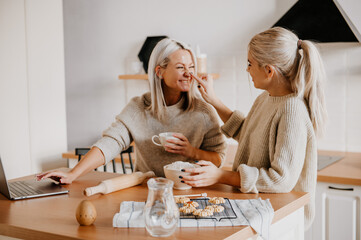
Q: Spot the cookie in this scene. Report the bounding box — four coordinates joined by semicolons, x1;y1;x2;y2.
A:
179;206;195;214
175;197;190;204
205;205;215;213
193;209;202;216
204;209;214;216
212;205;224;213
209;197;225;204
185;201;199;208
198;209;212;217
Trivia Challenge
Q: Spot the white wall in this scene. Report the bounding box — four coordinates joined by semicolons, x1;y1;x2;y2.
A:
0;0;67;179
63;0;295;148
318;43;361;152
63;0;361;153
335;0;361;42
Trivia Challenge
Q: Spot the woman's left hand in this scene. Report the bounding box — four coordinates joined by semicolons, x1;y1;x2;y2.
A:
180;160;223;187
164;133;196;158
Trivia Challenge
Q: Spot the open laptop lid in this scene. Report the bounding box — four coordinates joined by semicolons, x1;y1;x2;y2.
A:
0;156;12;199
0;156;69;200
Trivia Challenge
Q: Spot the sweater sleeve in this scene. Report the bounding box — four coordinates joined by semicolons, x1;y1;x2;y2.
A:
237;108;309;193
221;110;246;140
92;101;137;164
222;92;266;140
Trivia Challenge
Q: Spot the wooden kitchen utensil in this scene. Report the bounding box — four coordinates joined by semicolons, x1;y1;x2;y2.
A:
84;171;155;196
174;193;208;198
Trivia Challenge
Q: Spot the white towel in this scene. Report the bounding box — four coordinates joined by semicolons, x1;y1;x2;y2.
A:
113;198;274;240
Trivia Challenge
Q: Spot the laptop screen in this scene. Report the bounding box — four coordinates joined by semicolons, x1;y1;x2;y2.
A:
0;156;12;199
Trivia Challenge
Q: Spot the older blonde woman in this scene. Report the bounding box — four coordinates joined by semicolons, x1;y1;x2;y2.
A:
38;38;226;182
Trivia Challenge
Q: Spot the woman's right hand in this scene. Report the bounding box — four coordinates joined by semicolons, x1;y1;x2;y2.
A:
36;147;105;185
36;170;75;185
191;73;220;106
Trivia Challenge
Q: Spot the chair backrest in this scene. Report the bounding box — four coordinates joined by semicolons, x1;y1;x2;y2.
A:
75;148;90;162
119;146;134;173
74;147;134;173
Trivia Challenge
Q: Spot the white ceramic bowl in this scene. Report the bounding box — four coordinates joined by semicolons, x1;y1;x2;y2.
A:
163;161;199;190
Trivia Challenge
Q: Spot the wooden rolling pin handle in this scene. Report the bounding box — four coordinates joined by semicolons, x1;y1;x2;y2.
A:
84;182;108;197
84;171;155;197
142;171;156;179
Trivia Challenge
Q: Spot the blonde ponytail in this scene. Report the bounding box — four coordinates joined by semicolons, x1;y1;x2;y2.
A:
293;40;327;136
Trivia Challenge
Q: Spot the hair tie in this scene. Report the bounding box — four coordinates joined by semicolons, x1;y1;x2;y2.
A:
297;39;302;49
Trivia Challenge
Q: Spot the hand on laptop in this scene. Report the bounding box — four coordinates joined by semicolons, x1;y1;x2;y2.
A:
36;147;105;185
36;171;75;185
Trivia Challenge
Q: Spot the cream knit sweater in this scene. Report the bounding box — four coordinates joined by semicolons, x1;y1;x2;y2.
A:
93;92;226;177
221;91;317;230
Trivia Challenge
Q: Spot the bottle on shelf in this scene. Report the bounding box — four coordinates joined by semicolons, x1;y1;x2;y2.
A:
196;45;207;75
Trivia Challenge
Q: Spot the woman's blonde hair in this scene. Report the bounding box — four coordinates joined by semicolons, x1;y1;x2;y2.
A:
248;27;327;136
147;38;198;121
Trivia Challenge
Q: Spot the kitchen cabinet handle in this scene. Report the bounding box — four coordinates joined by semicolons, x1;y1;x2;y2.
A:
328;186;354;191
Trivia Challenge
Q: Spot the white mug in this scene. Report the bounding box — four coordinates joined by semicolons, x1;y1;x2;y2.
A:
152;132;178;147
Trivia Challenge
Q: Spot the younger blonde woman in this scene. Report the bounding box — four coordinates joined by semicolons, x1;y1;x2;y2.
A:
182;27;327;229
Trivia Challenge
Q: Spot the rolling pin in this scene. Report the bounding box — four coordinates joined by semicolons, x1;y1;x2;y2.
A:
84;171;155;196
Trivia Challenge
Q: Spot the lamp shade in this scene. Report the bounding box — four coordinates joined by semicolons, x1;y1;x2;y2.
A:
138;36;168;73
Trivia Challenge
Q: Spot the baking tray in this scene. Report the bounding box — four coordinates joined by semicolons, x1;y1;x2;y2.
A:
177;197;237;221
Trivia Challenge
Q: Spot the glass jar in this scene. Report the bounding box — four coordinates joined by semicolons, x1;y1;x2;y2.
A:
144;177;179;237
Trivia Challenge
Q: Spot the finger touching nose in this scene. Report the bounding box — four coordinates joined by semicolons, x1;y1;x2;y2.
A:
184;68;191;76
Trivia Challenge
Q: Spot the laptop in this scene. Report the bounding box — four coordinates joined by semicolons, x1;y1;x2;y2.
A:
0;156;69;200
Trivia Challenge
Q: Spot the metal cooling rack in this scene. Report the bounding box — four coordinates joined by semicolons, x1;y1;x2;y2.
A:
177;197;237;221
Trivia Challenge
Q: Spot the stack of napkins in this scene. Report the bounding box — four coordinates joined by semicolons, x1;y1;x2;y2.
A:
113;198;274;240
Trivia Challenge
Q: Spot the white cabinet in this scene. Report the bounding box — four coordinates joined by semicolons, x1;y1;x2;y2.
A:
307;182;361;240
245;207;304;240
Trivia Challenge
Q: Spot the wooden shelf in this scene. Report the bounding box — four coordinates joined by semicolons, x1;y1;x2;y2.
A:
118;74;149;80
118;73;220;80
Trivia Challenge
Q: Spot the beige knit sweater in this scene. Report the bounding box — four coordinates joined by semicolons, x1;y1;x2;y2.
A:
93;92;226;177
221;91;317;230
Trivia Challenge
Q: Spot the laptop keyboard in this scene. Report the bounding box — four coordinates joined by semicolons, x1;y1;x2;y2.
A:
9;181;43;197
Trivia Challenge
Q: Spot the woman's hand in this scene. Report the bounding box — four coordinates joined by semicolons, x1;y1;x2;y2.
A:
180;160;224;187
190;73;220;106
190;73;233;124
164;133;196;158
36;170;75;185
36;147;105;185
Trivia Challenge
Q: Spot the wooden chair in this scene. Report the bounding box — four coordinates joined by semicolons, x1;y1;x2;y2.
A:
119;146;134;173
75;147;134;173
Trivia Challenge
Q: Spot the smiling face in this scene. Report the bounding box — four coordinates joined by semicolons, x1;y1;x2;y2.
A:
246;52;271;90
161;49;195;94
